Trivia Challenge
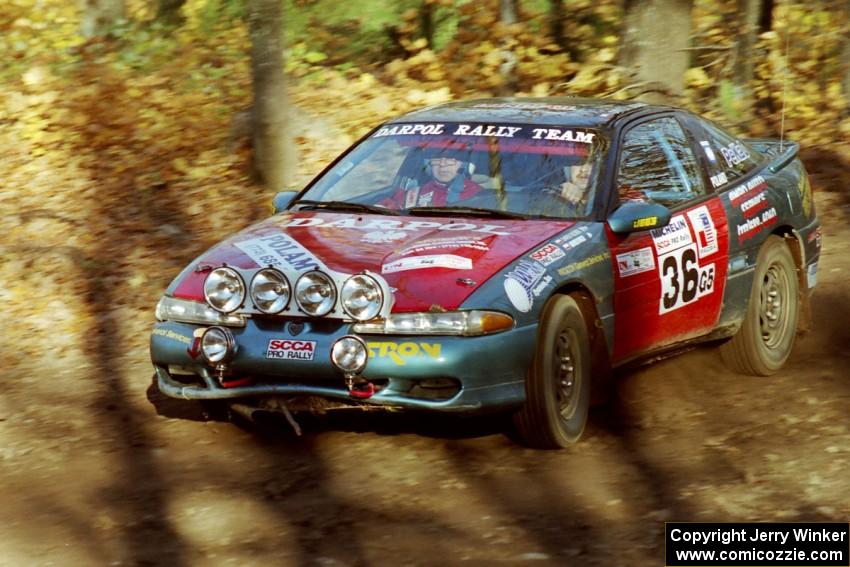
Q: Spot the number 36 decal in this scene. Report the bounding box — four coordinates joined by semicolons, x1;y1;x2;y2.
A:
659;244;715;314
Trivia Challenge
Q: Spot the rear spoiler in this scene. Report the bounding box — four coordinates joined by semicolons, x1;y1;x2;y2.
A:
745;138;800;173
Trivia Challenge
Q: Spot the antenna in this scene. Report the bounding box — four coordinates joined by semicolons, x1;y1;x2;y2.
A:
779;25;790;151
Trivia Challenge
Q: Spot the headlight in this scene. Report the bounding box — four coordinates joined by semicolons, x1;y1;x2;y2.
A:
340;274;383;321
295;271;337;316
156;296;246;327
250;268;290;314
331;336;368;374
200;326;235;364
204;267;245;313
353;310;513;336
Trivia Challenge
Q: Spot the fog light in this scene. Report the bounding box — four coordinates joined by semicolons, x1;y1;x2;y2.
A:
331;336;368;374
201;326;236;364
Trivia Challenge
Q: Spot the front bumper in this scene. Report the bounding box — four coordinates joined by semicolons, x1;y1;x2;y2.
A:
150;318;535;413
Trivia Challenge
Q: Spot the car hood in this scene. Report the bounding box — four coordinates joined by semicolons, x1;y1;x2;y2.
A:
172;211;575;312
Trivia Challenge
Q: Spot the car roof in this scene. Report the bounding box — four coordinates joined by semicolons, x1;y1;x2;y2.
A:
388;97;658;128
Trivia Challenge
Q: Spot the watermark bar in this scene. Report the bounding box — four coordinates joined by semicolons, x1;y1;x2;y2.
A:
666;523;849;566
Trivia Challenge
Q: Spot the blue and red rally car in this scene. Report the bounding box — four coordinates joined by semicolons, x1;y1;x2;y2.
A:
151;98;821;448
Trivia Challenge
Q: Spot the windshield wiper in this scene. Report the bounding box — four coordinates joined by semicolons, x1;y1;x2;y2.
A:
294;200;400;216
407;206;533;220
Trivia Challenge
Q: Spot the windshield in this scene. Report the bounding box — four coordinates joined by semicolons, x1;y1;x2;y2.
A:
300;122;607;219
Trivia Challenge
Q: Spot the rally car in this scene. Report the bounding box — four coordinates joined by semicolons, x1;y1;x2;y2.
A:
151;97;820;449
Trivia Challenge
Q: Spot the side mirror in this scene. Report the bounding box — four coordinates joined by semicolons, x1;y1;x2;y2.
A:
271;191;298;214
607;201;672;234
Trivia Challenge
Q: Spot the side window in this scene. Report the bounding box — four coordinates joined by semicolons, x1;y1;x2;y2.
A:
616;117;706;207
697;120;762;188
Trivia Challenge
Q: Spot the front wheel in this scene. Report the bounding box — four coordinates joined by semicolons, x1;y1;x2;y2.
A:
720;235;799;375
513;294;592;449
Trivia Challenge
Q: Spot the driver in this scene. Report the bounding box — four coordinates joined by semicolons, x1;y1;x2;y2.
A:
381;150;483;209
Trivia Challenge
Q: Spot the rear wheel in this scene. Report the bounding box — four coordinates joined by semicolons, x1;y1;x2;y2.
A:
721;235;799;375
513;294;591;449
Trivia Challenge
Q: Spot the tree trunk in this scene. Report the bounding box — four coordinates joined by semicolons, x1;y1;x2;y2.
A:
758;0;774;33
419;0;435;48
549;0;565;50
156;0;186;26
79;0;126;37
728;0;765;121
497;0;518;96
619;0;692;102
248;0;293;190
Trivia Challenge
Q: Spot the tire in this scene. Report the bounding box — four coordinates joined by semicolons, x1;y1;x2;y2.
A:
721;235;799;375
513;294;592;449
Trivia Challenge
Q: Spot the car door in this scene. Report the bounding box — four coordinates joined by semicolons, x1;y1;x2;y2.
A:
606;114;731;364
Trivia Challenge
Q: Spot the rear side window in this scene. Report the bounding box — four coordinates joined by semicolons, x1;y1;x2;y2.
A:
616;116;706;207
697;120;763;189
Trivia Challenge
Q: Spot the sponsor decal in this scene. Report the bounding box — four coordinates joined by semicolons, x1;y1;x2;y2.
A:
236;233;325;271
367;341;441;365
720;140;750;167
739;191;769;216
396;236;490;256
807;262;818;289
382;254;473;274
504;260;547;313
362;230;408;244
632;216;657;229
736;207;777;241
373;123;446;137
728;175;767;205
658;244;716;314
650;215;691;254
699;140;717;163
686;206;719;258
266;339;316;361
278;216;512;236
807;227;822;248
530;128;595;144
709;171;728;188
152;328;192;345
452;124;523;138
532;274;553;297
558;251;611;276
553;227;591;250
728;175;775;242
616;247;655;278
529;243;566;266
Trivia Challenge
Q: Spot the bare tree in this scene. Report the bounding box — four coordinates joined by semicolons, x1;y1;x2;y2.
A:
248;0;293;190
79;0;126;37
619;0;692;101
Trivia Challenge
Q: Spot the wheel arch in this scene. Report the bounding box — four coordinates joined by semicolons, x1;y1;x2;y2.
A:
770;224;811;332
550;282;613;404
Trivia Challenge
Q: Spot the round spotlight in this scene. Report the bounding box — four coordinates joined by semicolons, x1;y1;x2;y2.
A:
331;336;368;374
204;267;245;313
341;274;384;321
200;326;235;364
295;271;337;316
250;268;290;314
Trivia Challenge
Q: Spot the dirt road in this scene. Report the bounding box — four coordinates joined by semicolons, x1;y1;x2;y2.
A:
1;184;848;566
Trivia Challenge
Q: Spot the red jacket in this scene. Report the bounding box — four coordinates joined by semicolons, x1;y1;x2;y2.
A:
382;178;483;209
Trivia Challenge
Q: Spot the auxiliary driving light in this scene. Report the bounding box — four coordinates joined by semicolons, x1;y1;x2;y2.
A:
331;336;368;374
200;326;236;364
